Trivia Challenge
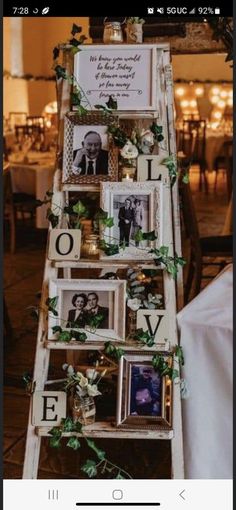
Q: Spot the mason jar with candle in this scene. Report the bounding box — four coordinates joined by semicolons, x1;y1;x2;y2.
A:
103;19;124;44
81;234;100;259
120;140;139;181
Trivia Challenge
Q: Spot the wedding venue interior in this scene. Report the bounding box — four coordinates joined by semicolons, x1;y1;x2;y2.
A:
3;17;233;480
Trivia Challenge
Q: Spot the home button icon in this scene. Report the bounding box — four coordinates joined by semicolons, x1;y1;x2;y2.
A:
112;490;123;500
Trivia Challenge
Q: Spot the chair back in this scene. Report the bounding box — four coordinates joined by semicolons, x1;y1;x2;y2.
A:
179;177;200;253
183;119;206;163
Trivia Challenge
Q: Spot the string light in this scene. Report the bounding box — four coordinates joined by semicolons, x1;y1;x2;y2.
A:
175;87;185;97
218;100;226;109
180;100;189;108
195;86;204;96
213;111;222;119
220;90;228;98
189;99;197;108
211;86;221;95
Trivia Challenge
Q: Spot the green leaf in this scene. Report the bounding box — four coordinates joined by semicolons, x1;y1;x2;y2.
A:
69;37;81;47
76;105;88;115
171;368;179;380
86;313;104;330
134;229;143;242
46;208;59;229
58;330;72;343
116;473;125;479
86;438;106;460
71;91;81;106
134;329;155;347
72;200;87;216
46;296;58;316
49;436;61;448
104;341;124;360
67;437;81;450
174;345;185;366
53;47;60;60
48;426;62;438
52;325;62;334
106;95;118;110
70;330;87;343
71;23;82;35
99;240;119;256
104;217;114;228
81;459;98;478
61;417;75;432
94;208;108;221
182;172;189;184
54;65;67;80
159;246;169;257
142;230;157;241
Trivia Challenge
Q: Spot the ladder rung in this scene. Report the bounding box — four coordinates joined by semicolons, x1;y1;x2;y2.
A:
36;422;173;440
44;340;169;351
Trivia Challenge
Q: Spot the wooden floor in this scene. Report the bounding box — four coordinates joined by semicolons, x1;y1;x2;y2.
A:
3;169;230;479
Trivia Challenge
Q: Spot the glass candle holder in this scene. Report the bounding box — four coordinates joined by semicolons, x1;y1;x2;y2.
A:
121;166;136;182
103;21;123;44
72;396;96;426
81;234;100;259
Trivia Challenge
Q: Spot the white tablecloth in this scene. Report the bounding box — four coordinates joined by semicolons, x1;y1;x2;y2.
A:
205;132;232;171
9;152;55;228
177;265;233;479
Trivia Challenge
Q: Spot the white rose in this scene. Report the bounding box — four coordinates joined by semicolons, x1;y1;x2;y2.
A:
141;129;154;145
127;298;142;311
120;141;139;160
77;375;88;388
87;384;101;397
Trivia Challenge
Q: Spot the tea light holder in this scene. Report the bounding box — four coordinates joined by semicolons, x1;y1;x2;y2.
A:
121;166;136;182
81;234;100;259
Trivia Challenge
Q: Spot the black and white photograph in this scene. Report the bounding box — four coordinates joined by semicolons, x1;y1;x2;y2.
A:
63;289;111;330
72;125;108;177
48;279;127;342
62;113;118;184
113;194;149;248
129;364;162;417
101;182;163;260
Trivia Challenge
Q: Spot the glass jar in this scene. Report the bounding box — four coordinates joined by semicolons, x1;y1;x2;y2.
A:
103;20;123;44
72;396;96;426
121;165;136;182
81;234;100;259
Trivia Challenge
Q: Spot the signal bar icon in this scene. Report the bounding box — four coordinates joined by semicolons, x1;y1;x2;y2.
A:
189;8;196;14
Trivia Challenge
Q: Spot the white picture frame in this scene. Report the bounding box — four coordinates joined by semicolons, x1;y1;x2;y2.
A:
48;279;126;342
74;44;158;111
100;181;163;260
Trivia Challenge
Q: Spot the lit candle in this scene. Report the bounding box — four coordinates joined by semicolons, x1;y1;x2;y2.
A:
122;173;133;182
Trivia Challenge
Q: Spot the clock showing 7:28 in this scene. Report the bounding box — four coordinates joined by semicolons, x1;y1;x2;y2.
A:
12;7;30;14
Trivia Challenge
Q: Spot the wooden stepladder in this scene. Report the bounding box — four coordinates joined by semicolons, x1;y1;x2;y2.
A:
23;43;184;479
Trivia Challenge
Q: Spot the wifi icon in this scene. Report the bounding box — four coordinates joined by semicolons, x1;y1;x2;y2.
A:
189;7;196;14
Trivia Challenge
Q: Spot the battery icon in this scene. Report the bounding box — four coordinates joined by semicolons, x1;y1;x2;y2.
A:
215;8;220;14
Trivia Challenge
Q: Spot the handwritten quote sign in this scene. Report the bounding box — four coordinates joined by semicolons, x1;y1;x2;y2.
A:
74;45;157;110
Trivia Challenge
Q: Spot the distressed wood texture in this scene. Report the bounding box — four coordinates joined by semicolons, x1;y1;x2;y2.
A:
23;44;184;480
90;20;229;54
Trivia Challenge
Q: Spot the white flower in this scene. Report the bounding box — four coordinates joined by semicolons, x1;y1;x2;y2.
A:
87;384;101;397
148;293;162;305
141;129;154;146
127;298;142;311
180;378;190;399
76;385;87;397
86;368;98;381
120;141;139;160
77;374;88;388
66;364;74;376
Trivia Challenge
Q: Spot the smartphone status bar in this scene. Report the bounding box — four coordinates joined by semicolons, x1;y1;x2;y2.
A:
3;2;233;17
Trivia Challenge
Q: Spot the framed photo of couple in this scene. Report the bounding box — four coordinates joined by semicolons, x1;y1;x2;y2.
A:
62;112;119;184
116;353;172;429
100;181;163;260
48;279;126;342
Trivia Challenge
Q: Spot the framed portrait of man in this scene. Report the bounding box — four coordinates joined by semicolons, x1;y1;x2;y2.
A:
48;279;126;343
100;181;163;260
62;113;118;185
116;353;172;430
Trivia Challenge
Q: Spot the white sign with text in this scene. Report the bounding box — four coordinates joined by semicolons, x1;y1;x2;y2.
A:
74;45;157;111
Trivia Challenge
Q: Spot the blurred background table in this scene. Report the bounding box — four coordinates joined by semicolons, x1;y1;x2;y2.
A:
177;264;233;479
9;151;55;228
